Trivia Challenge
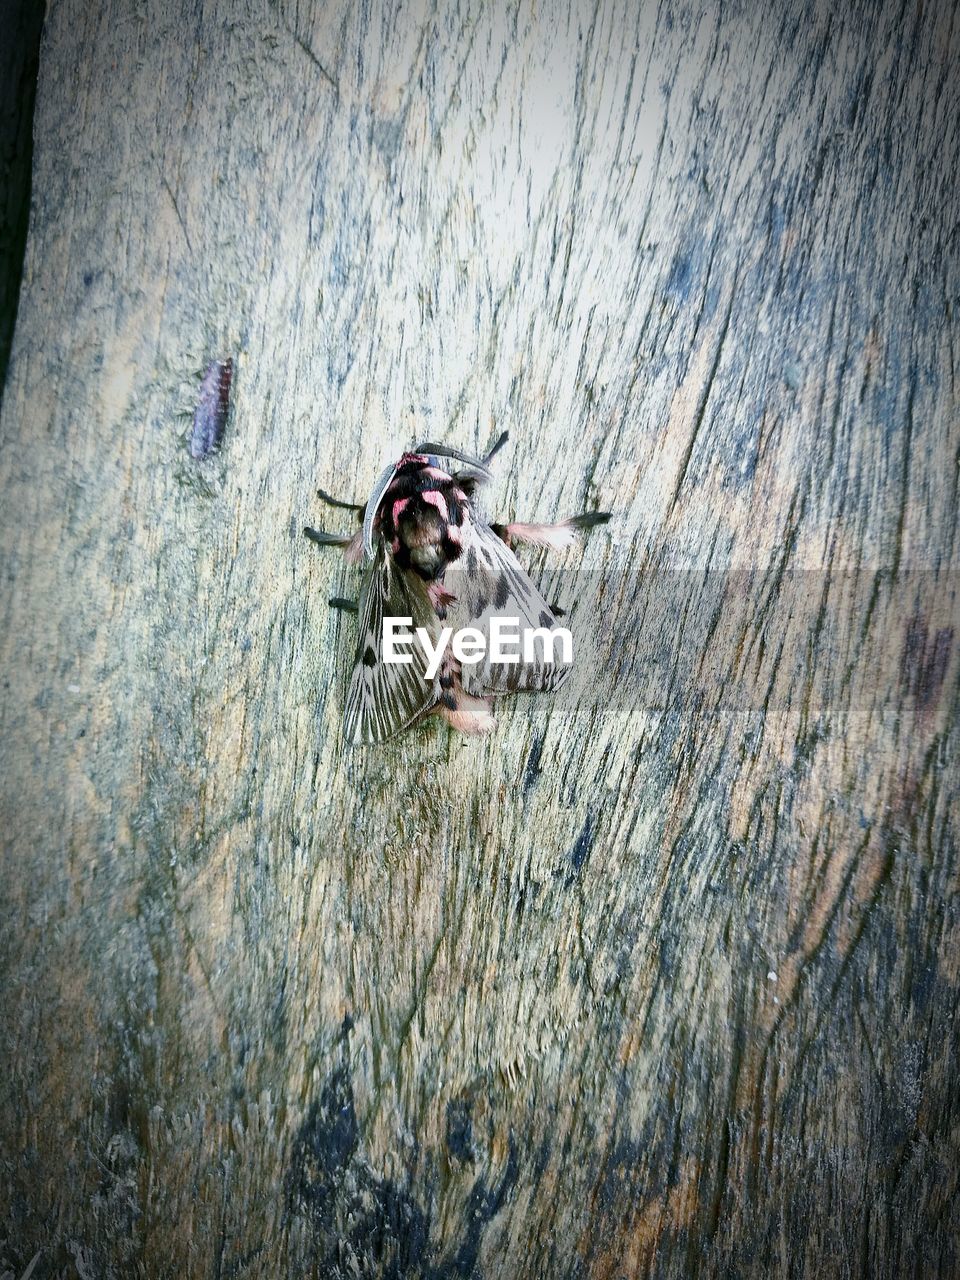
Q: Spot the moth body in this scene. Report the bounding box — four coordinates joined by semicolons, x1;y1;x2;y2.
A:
304;435;610;745
374;454;467;580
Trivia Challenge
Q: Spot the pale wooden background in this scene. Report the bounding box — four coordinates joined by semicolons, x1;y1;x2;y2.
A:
1;0;958;1277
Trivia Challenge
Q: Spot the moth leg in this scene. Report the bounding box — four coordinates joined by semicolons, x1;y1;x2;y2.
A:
328;596;358;613
303;525;364;562
426;580;457;619
316;487;364;513
566;511;612;531
433;662;494;735
436;688;495;735
490;510;611;552
304;526;351;547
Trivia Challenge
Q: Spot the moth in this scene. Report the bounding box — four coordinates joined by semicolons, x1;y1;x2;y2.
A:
189;357;233;458
304;433;610;744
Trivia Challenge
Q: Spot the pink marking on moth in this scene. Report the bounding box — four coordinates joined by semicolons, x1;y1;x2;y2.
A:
391;537;401;554
420;490;449;520
421;466;451;480
392;496;411;526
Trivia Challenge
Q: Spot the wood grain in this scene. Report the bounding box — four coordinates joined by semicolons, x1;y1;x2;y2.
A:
1;0;957;1276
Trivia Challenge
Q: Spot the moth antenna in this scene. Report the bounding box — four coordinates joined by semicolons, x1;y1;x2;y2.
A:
317;487;364;512
413;441;494;485
304;527;364;562
483;430;509;465
452;464;492;484
362;460;402;559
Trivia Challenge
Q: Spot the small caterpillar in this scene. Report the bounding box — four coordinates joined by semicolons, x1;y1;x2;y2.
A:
189;357;233;458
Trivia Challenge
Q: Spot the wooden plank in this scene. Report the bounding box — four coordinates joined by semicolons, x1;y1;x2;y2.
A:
1;0;957;1275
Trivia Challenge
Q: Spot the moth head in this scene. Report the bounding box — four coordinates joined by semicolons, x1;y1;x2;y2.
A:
359;452;442;558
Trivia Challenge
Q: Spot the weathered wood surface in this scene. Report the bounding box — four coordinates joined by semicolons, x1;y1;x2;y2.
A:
1;0;958;1276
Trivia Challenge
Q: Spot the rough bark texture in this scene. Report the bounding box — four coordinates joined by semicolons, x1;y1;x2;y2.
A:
1;1;958;1277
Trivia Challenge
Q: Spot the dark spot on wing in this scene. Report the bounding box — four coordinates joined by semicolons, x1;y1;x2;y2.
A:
513;571;531;599
362;645;377;667
539;611;554;628
494;575;510;609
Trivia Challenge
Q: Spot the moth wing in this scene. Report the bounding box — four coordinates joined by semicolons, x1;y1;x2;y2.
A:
343;545;440;744
445;518;571;696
